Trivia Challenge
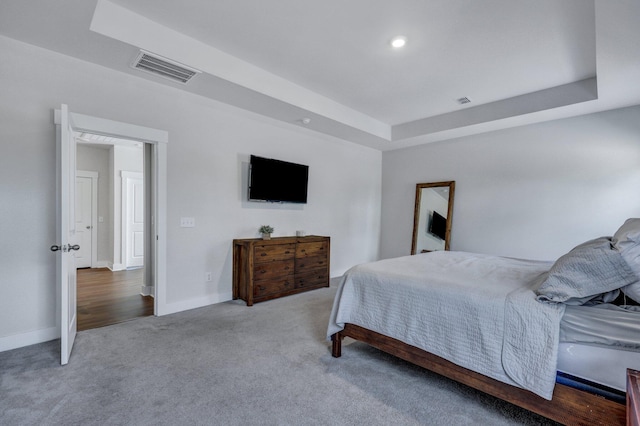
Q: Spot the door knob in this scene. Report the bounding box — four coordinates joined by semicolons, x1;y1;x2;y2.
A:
50;244;79;252
86;226;91;229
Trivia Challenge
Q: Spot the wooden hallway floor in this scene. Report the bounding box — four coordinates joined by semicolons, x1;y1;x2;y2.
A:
77;268;153;331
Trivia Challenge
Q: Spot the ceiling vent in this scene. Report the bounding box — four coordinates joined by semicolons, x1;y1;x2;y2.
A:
131;50;200;84
457;97;472;105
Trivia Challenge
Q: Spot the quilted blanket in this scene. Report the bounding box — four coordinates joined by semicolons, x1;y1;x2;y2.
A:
327;251;565;400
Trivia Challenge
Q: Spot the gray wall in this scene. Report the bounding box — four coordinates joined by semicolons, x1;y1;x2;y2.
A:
0;35;382;350
381;106;640;260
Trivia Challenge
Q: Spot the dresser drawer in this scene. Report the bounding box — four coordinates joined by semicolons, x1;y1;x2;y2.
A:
254;277;294;298
253;259;294;281
295;255;328;273
254;243;295;263
296;241;328;258
295;270;328;289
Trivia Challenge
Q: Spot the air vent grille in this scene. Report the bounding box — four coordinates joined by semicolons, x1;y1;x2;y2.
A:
132;51;200;84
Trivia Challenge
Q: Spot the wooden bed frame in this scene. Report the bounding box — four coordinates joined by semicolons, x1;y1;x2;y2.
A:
332;324;637;426
630;369;640;426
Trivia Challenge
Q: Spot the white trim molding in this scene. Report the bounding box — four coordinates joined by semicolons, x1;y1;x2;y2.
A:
0;327;59;352
161;292;234;316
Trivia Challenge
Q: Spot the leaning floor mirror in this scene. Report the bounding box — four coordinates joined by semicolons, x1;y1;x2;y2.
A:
411;181;455;254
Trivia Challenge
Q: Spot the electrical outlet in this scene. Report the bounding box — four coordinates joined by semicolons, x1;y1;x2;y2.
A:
205;272;212;282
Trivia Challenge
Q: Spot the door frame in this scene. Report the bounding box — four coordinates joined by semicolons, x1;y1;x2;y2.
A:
76;170;99;268
56;109;168;320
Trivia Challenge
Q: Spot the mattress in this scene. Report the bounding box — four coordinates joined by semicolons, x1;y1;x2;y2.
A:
558;303;640;392
557;343;640;392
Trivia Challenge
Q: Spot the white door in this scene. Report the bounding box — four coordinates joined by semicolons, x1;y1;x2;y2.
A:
54;104;78;365
75;176;92;268
123;172;144;268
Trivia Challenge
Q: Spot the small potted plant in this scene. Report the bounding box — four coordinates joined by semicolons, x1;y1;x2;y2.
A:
259;225;274;240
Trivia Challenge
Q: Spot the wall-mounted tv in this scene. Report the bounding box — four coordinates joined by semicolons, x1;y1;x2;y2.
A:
429;211;447;240
248;155;309;204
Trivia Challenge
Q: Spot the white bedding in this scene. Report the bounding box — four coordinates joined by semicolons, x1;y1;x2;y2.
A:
561;303;640;349
327;251;566;400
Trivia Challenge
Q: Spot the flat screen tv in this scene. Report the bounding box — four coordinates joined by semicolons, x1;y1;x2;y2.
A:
429;211;447;240
249;155;309;203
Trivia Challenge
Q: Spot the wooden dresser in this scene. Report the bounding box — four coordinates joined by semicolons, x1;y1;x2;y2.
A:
232;236;330;306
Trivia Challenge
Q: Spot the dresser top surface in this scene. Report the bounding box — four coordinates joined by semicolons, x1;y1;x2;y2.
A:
233;235;329;245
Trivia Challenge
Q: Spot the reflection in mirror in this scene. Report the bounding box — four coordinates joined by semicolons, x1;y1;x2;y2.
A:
411;181;455;254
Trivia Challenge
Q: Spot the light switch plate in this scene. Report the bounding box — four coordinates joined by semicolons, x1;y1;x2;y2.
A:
180;217;195;227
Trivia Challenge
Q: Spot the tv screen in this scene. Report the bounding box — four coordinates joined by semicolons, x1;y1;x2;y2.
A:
429;211;447;240
249;155;309;203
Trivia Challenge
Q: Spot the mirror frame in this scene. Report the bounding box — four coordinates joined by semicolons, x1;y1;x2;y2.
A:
411;181;455;254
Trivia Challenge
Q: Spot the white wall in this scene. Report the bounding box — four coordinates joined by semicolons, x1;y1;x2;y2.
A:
382;106;640;261
77;144;111;265
0;35;381;351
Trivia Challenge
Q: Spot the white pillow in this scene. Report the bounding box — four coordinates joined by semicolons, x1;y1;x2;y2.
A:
613;218;640;303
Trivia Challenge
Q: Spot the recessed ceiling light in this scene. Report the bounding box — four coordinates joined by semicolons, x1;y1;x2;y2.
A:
390;36;407;48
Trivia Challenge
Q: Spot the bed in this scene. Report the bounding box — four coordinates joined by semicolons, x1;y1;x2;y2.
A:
328;219;640;425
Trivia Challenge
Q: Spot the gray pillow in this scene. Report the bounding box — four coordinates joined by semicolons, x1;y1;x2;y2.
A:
613;218;640;303
536;237;639;305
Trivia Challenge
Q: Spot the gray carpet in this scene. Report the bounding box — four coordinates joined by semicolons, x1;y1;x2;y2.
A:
0;281;558;425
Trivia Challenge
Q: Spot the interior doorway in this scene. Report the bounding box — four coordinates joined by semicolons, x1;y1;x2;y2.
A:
55;105;167;364
75;134;152;330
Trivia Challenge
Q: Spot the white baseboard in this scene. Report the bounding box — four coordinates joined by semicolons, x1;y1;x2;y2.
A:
109;263;125;272
140;285;153;296
0;326;59;353
94;261;109;268
158;292;233;316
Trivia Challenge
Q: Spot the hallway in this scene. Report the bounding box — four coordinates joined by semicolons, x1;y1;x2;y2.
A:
77;268;153;331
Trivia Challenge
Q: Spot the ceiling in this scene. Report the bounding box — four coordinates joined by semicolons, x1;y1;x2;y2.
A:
1;0;639;150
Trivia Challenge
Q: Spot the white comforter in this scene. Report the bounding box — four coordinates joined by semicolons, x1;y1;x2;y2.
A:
327;251;566;400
